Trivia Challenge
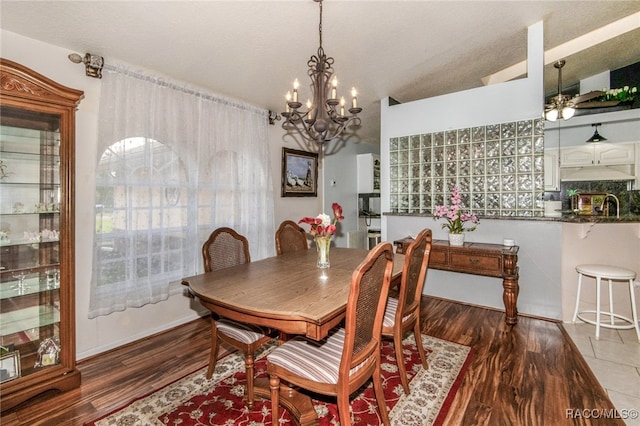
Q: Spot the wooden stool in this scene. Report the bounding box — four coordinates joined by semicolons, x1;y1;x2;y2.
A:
572;264;640;342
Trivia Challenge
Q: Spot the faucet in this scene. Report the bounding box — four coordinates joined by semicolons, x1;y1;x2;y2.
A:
600;193;620;218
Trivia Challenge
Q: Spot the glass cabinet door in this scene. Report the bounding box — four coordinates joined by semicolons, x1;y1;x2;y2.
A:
0;58;83;411
1;108;63;379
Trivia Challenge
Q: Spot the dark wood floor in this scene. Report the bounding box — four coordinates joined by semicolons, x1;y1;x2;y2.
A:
0;297;621;426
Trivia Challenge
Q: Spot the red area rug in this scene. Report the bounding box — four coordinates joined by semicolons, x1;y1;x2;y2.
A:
86;334;472;425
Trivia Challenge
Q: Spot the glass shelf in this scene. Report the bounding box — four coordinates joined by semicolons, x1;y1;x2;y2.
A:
0;306;60;337
0;276;59;300
0;238;59;248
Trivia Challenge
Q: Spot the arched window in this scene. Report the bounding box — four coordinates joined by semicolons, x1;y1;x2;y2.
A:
91;137;191;315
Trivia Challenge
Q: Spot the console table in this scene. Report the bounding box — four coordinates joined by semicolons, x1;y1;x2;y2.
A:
394;237;520;325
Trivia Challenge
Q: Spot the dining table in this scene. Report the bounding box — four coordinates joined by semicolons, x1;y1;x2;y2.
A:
181;246;405;425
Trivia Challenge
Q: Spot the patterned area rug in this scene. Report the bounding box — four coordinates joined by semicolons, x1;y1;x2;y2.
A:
86;334;472;426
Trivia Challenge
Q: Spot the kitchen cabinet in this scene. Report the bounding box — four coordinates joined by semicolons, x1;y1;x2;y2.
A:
0;59;83;411
357;153;380;193
544;149;560;191
560;143;635;167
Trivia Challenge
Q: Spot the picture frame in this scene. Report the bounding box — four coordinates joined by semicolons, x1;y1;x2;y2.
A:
0;350;21;383
281;148;318;197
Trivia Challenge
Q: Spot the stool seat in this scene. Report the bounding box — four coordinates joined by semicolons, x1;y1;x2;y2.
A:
576;264;636;280
572;264;639;343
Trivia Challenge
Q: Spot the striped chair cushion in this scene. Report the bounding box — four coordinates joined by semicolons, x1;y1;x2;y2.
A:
382;297;411;328
267;328;367;384
217;318;267;344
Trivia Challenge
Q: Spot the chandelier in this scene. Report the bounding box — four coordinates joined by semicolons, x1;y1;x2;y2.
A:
281;0;362;145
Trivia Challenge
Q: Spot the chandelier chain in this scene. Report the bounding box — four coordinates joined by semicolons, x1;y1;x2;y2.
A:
318;0;323;49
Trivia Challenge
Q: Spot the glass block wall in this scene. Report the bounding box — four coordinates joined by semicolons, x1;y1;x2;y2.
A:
389;117;545;217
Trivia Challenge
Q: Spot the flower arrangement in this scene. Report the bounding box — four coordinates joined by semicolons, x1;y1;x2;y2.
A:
433;185;479;234
298;202;344;237
597;86;637;103
299;203;344;268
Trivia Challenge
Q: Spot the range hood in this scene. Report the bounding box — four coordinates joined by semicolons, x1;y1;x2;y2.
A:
560;165;635;182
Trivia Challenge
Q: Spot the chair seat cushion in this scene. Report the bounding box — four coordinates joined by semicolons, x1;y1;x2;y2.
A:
382;297;411;328
217;318;268;344
267;328;367;384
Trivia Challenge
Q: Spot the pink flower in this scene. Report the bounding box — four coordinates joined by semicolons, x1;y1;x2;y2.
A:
432;185;479;234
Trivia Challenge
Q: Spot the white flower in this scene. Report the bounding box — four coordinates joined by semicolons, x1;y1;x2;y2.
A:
317;213;331;227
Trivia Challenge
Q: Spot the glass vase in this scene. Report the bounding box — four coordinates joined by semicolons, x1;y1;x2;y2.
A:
448;232;465;246
315;235;332;268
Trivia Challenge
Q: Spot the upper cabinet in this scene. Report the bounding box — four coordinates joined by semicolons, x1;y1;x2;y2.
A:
560;143;635;167
357;153;380;194
0;59;83;411
544;149;560;191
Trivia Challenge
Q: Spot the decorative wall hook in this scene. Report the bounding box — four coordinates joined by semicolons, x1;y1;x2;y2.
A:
68;53;104;79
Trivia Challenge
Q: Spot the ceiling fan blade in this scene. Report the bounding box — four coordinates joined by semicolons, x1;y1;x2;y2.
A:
575;100;621;109
572;90;605;104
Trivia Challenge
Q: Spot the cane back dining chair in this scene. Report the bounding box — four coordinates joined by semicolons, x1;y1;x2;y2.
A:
382;228;432;395
266;242;394;426
201;227;273;407
275;220;308;255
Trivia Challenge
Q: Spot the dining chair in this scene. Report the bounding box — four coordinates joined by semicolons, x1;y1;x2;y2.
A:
382;228;432;395
201;227;273;408
275;220;308;255
266;242;394;426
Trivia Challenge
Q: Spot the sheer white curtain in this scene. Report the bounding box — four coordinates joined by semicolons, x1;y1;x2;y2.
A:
89;62;274;318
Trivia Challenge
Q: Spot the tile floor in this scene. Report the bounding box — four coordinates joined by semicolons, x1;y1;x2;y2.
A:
563;321;640;426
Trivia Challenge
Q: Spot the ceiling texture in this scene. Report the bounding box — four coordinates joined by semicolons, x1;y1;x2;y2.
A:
1;1;639;145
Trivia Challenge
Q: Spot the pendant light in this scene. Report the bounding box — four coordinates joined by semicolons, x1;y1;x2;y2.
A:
586;123;607;143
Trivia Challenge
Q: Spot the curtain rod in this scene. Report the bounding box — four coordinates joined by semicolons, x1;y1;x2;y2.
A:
69;52;266;115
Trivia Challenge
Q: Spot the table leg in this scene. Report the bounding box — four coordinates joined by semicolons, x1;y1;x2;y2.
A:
503;254;519;325
253;377;318;425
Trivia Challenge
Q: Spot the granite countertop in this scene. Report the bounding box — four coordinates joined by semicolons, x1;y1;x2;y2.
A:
383;211;640;223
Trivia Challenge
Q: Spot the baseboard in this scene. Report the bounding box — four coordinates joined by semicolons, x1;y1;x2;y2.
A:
77;312;208;361
423;294;561;323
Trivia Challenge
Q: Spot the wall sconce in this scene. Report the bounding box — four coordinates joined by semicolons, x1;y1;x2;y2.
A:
68;53;104;79
268;110;281;125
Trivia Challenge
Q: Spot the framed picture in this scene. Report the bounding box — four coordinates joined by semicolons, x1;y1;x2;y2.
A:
0;350;21;383
281;148;318;197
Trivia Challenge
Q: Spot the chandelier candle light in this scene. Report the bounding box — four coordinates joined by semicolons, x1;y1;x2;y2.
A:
433;185;479;246
299;202;344;268
281;0;362;145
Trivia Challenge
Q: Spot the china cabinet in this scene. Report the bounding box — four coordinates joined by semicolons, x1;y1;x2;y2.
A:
0;58;83;410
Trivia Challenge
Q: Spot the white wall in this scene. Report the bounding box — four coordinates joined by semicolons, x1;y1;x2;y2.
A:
2;29;325;359
378;22;566;319
386;216;563;319
324;142;379;248
544;108;640;148
561;223;640;322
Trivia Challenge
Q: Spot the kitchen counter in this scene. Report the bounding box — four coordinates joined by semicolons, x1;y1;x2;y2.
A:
383;212;640;223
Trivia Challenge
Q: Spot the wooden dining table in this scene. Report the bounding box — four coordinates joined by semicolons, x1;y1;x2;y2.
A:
181;247;405;425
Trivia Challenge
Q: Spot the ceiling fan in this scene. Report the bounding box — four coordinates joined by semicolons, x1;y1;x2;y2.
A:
545;60;604;121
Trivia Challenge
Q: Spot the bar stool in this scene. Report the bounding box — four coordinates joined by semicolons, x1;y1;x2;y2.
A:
572;264;640;342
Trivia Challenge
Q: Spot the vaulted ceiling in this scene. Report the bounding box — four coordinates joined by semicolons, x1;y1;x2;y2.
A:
2;1;639;145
